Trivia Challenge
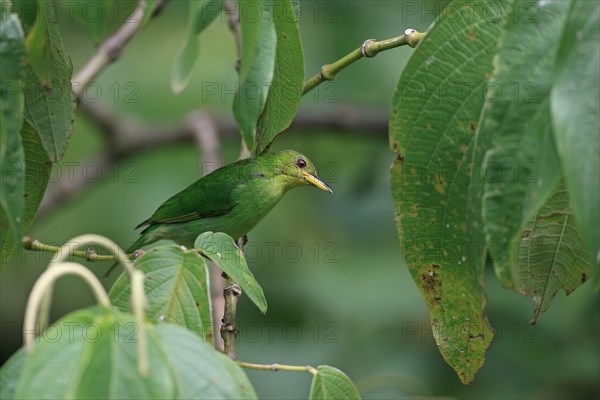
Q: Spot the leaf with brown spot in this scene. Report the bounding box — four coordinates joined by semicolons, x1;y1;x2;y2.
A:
390;0;509;384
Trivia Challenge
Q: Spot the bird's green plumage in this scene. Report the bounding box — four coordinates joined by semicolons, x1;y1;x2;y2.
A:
124;150;331;254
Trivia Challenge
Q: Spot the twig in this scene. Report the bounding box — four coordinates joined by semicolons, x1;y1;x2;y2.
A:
22;236;119;262
72;0;168;95
236;360;318;375
303;29;425;95
221;274;240;359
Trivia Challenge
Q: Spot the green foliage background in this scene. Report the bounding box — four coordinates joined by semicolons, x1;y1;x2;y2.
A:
1;1;598;398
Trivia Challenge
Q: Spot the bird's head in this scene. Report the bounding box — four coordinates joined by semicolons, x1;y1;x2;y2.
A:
269;150;333;194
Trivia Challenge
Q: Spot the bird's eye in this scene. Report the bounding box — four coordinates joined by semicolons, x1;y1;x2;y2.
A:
296;158;307;168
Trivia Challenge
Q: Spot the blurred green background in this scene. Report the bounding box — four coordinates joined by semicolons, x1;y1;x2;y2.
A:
1;1;598;398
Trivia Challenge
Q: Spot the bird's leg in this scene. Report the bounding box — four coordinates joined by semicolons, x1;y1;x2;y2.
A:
234;235;248;249
224;283;242;295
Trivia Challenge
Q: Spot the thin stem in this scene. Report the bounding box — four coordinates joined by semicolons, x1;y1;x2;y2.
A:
22;236;121;262
237;360;318;375
303;29;426;95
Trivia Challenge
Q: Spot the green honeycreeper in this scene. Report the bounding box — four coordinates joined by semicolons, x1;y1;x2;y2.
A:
106;150;332;276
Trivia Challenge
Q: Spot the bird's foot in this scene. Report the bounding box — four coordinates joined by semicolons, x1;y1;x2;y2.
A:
224;283;242;296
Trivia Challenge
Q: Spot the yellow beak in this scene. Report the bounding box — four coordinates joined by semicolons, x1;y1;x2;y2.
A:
302;171;333;193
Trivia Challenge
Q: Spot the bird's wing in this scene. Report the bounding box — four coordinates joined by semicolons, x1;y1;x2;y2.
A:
135;171;242;228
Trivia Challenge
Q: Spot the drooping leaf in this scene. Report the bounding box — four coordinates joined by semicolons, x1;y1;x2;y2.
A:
0;10;26;265
551;0;600;268
232;0;277;151
8;307;257;399
389;0;509;384
309;365;361;400
171;0;223;94
23;3;74;163
480;0;568;286
255;0;304;154
194;231;267;314
109;245;214;343
24;0;53;84
1;122;52;265
513;183;592;323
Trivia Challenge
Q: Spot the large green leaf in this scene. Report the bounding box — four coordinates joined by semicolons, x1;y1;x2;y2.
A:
0;10;26;256
0;348;26;400
109;245;214;343
1;122;52;265
195;232;267;314
232;0;277;151
171;0;223;94
156;324;257;399
513;183;591;323
551;1;600;268
480;0;568;286
255;0;304;154
7;307;257;399
389;0;509;384
309;366;361;400
23;3;74;163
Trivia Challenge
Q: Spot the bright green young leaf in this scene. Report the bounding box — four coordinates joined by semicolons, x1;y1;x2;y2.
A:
24;1;53;85
13;307;175;398
1;122;52;265
551;1;600;268
109;245;214;343
8;307;257;399
389;0;509;384
255;0;304;154
0;10;26;256
171;0;223;93
195;231;267;313
232;0;277;151
309;365;361;400
480;0;568;286
0;348;26;400
23;4;74;163
513;183;592;323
